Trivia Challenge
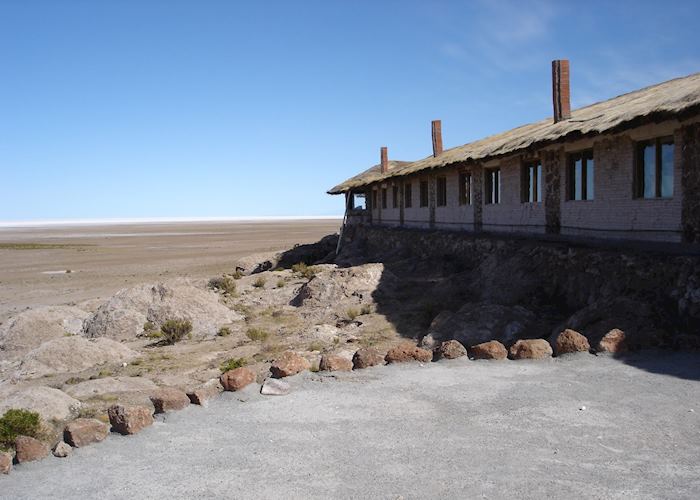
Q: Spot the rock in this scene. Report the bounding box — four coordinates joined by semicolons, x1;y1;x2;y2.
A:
434;340;467;360
270;351;311;378
82;279;242;340
17;336;138;379
469;340;508;360
234;251;280;275
0;306;90;359
428;302;537;347
52;441;72;458
64;376;158;400
509;339;553;360
187;379;223;405
64;418;109;447
319;354;353;372
352;348;384;369
107;405;154;435
14;436;49;463
595;329;627;353
555;329;591;355
150;387;190;413
308;324;342;341
276;234;339;268
220;367;256;391
0;386;81;422
0;451;12;473
260;378;290;396
385;343;432;364
419;334;439;350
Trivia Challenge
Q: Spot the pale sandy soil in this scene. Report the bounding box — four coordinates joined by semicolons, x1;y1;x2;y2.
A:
0;220;340;323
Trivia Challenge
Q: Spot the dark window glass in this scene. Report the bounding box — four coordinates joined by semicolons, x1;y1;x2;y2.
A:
419;181;429;207
436;177;447;206
643;144;656;198
459;172;471;205
381;188;387;209
371;190;377;209
661;141;674;198
392;186;399;208
568;150;594;201
636;138;674;199
404;183;412;208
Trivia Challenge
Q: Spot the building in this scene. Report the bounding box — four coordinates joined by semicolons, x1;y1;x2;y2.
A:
328;61;700;243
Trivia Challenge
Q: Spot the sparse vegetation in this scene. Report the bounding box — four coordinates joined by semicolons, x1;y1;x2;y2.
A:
292;262;316;279
231;269;244;279
346;308;360;321
219;357;248;373
360;304;372;315
308;340;325;352
246;327;270;341
208;275;237;296
0;409;42;450
252;276;267;288
217;326;232;337
64;376;85;385
143;321;157;332
276;279;285;288
160;319;193;345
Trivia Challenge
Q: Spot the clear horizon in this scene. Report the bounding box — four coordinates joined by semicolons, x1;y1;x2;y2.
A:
2;0;699;221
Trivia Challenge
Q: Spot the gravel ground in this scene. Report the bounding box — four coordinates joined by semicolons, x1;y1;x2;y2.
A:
2;352;699;499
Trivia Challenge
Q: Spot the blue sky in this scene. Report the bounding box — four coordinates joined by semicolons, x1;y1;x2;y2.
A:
1;0;699;221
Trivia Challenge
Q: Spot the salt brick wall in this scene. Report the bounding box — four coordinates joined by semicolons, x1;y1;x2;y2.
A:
434;167;475;229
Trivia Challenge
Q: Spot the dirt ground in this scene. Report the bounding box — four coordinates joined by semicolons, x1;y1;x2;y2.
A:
0;220;340;323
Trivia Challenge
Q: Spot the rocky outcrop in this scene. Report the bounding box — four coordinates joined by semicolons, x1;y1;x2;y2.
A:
270;352;311;378
0;386;81;422
509;339;553;360
107;405;154;435
0;306;89;360
220;367;256;391
14;436;49;463
352;348;384;369
596;329;628;353
434;340;467;360
82;279;242;340
17;336;138;379
554;329;590;355
319;354;353;372
234;251;280;275
469;340;508;360
429;302;537;348
64;418;109;447
385;343;432;364
150;387;190;413
64;376;158;400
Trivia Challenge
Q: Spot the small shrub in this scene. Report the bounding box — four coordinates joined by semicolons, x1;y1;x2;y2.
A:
252;277;266;288
0;409;41;449
208;276;237;296
291;262;316;279
64;376;85;385
276;279;285;288
220;357;248;373
360;304;372;315
246;327;270;342
217;326;232;337
346;308;360;321
160;319;193;345
145;330;163;339
308;340;324;352
231;269;244;279
143;321;156;332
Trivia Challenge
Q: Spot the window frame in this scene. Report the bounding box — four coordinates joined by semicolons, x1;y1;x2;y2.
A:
392;185;399;209
567;150;594;201
381;188;387;209
436;176;447;207
458;171;472;206
634;137;674;199
404;182;412;208
419;180;429;208
521;160;542;203
371;190;377;210
485;168;501;205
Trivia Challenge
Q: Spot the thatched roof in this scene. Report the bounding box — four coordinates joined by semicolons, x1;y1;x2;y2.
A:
328;71;700;195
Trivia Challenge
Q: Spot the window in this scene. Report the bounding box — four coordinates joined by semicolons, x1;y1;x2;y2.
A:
392;186;399;208
522;161;542;203
459;172;471;205
635;137;674;199
351;192;366;210
485;168;500;204
381;188;387;209
404;182;413;208
419;180;429;207
371;190;377;210
568;150;594;200
436;176;447;207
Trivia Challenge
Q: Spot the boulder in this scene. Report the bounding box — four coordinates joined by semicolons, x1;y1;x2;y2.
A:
0;386;81;422
150;387;190;413
14;436;49;463
220;367;256;391
434;340;467;360
17;336;138;379
509;339;553;360
64;376;158;400
82;279;242;340
64;418;109;447
0;306;90;360
270;351;311;378
352;348;384;369
385;343;432;364
428;302;537;347
52;441;72;458
597;328;628;353
0;451;12;473
107;405;154;435
319;354;353;372
469;340;508;360
260;378;290;396
555;329;591;355
187;379;223;405
234;251;280;275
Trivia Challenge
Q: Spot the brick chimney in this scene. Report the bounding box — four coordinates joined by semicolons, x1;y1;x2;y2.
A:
432;120;443;157
380;146;388;173
552;59;571;123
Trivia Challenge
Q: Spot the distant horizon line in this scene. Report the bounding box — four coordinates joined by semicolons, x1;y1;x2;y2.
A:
0;215;343;228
